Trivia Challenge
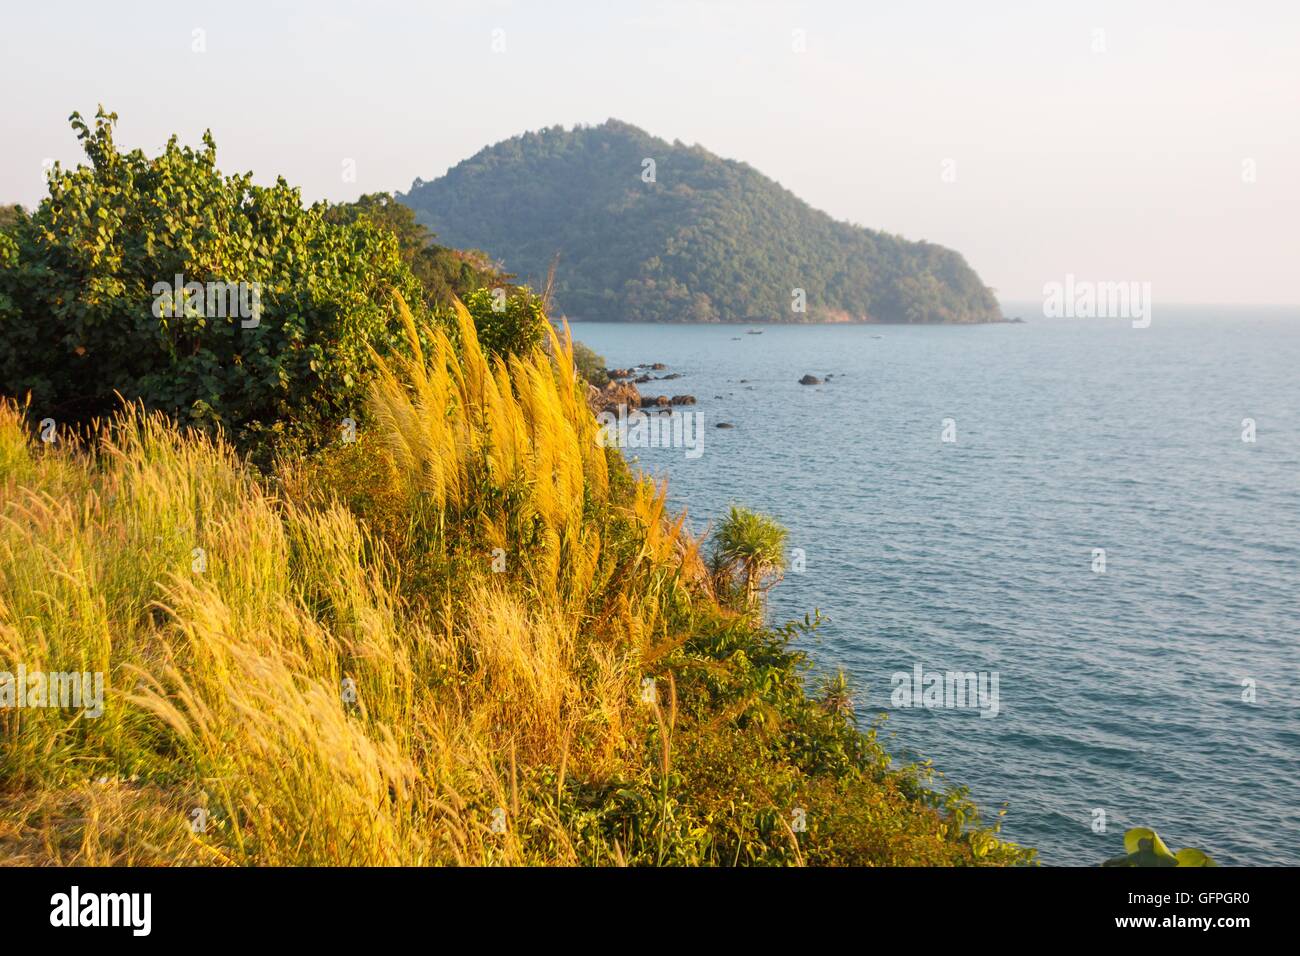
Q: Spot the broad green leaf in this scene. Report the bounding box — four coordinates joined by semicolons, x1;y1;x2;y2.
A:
1123;827;1175;859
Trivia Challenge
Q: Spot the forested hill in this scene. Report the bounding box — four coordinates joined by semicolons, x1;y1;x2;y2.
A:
400;120;1001;324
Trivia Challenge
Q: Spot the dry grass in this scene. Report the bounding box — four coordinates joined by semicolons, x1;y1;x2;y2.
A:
0;299;694;865
0;297;1032;867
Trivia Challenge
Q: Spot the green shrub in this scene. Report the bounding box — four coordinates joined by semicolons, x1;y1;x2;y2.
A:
0;107;430;460
571;339;609;386
323;192;509;309
461;286;548;358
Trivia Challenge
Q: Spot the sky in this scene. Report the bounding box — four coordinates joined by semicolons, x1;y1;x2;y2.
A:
2;0;1297;305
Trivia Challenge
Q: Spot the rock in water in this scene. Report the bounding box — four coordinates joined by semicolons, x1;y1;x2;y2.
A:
589;380;642;413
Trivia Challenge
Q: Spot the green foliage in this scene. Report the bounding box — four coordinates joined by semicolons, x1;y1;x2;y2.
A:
570;339;609;386
323;192;509;309
0;108;430;459
0;204;22;233
817;669;856;718
462;286;549;358
401;119;1001;323
1102;827;1216;867
711;504;789;607
0;226;17;332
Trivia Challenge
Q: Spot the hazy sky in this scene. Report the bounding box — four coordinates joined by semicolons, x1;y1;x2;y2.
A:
3;0;1297;304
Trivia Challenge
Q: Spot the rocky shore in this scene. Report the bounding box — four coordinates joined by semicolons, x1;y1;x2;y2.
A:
588;363;696;413
586;361;842;414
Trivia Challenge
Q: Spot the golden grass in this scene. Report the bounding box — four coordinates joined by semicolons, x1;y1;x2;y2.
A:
0;296;1031;867
0;297;698;865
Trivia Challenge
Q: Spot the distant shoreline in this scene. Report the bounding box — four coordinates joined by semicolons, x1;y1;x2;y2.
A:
562;316;1026;326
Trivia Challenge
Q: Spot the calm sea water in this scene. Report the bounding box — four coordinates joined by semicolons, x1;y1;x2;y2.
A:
572;307;1300;866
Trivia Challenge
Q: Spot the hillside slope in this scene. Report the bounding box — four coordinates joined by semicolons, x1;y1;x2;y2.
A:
401;120;1000;323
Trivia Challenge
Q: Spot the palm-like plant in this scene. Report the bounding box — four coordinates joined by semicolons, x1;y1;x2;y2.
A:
818;670;856;719
711;505;789;609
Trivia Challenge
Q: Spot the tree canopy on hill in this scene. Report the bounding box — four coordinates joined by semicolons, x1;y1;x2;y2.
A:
400;119;1001;324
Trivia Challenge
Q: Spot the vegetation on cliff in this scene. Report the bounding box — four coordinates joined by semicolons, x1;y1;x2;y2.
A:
0;109;431;458
0;303;1030;865
0;111;550;463
0;112;1031;866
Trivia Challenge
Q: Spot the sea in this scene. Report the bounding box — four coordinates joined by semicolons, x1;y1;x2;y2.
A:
571;305;1300;866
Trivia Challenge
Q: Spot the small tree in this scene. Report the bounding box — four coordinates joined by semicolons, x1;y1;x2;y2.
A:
711;505;788;609
817;670;856;718
0;107;430;461
462;287;548;358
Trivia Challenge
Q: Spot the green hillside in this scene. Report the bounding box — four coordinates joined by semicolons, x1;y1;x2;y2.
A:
401;120;1000;323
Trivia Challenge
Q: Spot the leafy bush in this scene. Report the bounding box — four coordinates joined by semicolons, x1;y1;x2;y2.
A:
0;108;430;459
461;286;549;358
323;192;509;309
570;339;609;386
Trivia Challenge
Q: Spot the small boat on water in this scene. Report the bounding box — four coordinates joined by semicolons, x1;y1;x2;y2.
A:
746;328;764;335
